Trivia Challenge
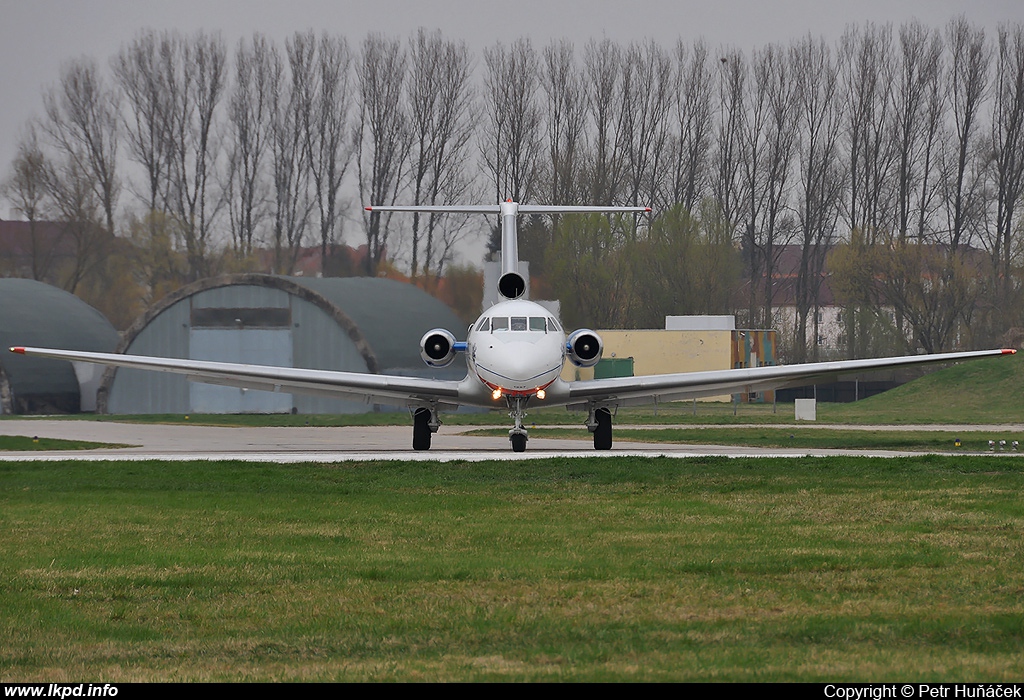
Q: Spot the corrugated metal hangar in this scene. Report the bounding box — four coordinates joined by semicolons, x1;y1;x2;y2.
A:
97;273;468;414
0;278;120;414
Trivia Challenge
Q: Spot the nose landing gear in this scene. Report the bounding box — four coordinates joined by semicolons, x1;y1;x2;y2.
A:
508;396;529;452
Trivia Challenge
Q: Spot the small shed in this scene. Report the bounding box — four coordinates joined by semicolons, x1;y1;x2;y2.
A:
0;278;120;414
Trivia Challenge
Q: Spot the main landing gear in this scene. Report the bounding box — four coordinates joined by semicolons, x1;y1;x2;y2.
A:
412;406;441;450
587;406;613;450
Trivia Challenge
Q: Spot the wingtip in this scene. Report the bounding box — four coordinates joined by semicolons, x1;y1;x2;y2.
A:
364;206;373;211
9;347;25;354
1002;348;1017;355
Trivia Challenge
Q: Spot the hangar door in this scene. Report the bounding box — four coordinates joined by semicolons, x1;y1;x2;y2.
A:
189;306;293;413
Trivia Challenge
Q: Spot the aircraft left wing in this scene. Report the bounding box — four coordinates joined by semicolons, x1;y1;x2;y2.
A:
554;348;1016;408
8;346;472;409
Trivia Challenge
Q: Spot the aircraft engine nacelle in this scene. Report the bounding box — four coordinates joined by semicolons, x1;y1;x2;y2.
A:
497;271;527;299
420;329;458;368
566;329;603;368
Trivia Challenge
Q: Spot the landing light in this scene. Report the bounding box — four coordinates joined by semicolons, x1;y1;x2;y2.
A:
536;389;546;400
492;388;502;400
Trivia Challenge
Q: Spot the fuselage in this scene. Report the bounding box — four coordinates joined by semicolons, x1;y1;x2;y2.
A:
465;298;566;398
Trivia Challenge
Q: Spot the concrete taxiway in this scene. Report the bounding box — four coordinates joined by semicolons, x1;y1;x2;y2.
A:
1;419;1020;462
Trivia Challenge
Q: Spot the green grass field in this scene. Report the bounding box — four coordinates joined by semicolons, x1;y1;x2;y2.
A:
0;436;122;451
2;456;1022;681
469;427;1024;452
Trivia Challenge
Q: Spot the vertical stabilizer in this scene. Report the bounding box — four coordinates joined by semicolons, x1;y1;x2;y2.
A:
497;200;527;299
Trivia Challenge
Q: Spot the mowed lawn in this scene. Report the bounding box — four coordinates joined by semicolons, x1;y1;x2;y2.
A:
1;456;1023;681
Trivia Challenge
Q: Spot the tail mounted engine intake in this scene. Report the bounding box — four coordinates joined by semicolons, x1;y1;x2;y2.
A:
497;271;526;300
420;329;459;368
566;329;603;368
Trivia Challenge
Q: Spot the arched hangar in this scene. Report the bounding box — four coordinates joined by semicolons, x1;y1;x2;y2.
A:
0;278;119;414
98;274;468;414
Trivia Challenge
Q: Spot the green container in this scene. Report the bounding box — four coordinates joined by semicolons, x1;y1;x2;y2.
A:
594;357;634;379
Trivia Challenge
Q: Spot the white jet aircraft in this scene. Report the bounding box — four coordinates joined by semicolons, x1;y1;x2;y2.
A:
9;200;1016;452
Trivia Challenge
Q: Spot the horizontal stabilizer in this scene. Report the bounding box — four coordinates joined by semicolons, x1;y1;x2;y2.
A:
365;205;500;214
517;205;651;214
365;204;651;215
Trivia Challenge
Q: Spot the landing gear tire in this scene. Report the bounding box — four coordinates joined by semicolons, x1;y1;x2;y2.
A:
413;408;432;451
594;407;612;450
511;433;528;453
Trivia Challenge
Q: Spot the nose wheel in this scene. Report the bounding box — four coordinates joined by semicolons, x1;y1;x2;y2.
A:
510;432;528;452
508;396;529;452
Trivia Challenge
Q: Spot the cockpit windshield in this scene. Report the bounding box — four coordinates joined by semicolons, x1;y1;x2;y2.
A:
483;316;552;332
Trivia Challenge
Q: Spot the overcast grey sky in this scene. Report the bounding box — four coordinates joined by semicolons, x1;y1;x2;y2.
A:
2;0;1022;218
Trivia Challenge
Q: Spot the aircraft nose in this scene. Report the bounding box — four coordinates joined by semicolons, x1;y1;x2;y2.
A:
477;341;550;383
503;353;537;380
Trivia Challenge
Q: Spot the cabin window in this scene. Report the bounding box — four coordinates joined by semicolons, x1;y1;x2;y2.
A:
491;317;509;331
529;317;547;332
511;316;528;331
476;317;490;332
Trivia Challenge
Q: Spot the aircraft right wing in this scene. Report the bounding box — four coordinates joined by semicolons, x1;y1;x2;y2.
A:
8;346;483;410
556;348;1016;408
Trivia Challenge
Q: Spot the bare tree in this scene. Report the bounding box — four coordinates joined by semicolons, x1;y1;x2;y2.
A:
406;29;475;281
160;31;228;279
2;127;56;281
305;33;353;275
112;31;171;233
224;33;276;256
670;39;713;213
481;38;542;205
792;37;845;361
835;25;898;358
44;154;111;294
942;17;991;252
888;22;945;246
542;39;586;207
740;44;798;330
356;34;410;275
42;57;120;238
582;38;627;206
480;39;543;259
712;48;747;232
267;32;315;274
619;40;674;212
989;24;1024;326
840;23;896;241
